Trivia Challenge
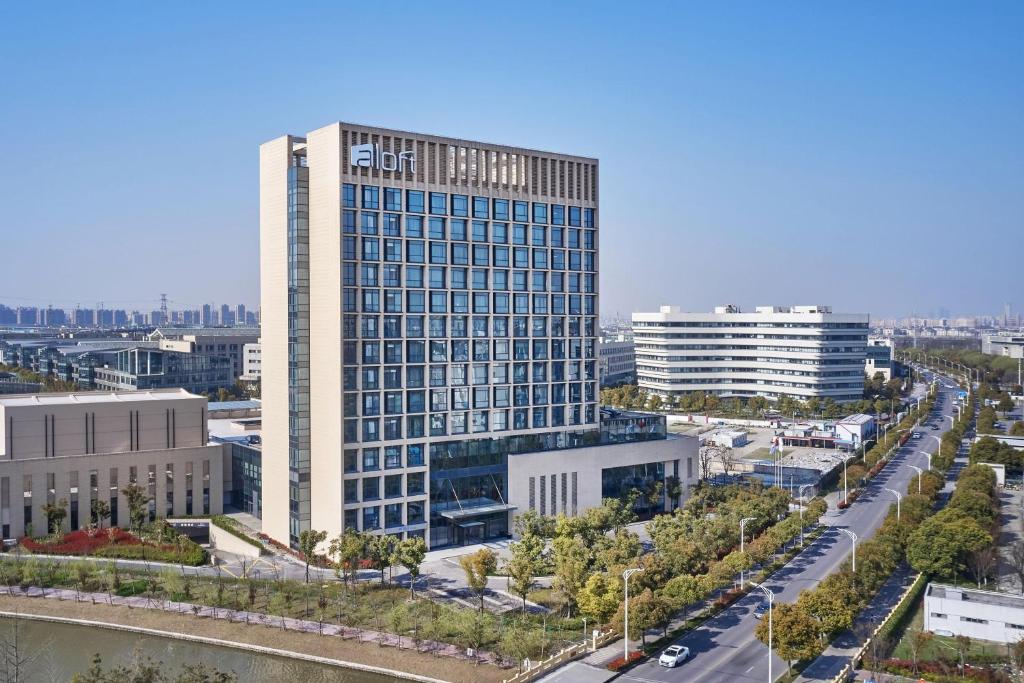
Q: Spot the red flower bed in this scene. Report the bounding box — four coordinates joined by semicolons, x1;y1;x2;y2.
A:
607;651;644;671
21;527;140;556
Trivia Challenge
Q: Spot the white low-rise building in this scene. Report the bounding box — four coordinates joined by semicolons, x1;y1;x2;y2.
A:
925;583;1024;644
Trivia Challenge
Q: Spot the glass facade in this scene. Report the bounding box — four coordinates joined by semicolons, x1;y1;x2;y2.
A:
340;179;599;548
288;163;311;545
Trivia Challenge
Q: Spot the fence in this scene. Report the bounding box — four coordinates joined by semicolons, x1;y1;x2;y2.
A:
828;573;926;683
501;629;617;683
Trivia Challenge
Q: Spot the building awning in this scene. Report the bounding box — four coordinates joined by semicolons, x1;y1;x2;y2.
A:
439;503;517;520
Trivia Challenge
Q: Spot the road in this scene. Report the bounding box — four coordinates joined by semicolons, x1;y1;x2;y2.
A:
620;374;960;683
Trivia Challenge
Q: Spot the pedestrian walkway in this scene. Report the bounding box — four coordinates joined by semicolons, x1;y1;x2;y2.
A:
0;583;506;667
795;565;916;682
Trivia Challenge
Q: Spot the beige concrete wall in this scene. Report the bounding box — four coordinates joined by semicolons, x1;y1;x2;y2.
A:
0;444;223;538
306;124;344;542
209;522;260;558
506;436;698;524
258;136;294;544
0;391;206;460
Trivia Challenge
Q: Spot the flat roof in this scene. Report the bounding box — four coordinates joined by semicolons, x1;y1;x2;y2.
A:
837;414;874;425
207;399;261;411
0;388;201;407
928;583;1024;609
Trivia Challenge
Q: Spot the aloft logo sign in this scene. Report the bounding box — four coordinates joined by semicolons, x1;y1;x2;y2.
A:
350;143;416;174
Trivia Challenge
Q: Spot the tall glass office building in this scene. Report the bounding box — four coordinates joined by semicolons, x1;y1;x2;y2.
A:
260;123;600;548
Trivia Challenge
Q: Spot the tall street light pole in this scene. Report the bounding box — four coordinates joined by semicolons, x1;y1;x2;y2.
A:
884;488;902;521
839;528;858;572
622;567;644;664
750;582;775;683
798;484;813;546
740;517;756;584
908;464;923;494
920;451;932;472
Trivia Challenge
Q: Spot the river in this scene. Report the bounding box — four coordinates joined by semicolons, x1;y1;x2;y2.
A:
0;616;405;681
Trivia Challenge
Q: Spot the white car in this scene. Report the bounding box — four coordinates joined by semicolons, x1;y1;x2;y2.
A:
659;645;690;667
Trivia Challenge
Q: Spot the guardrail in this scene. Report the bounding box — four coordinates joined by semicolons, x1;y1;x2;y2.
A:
827;572;925;683
501;629;616;683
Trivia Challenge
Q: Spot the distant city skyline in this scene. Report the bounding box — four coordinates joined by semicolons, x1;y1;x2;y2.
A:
1;3;1021;319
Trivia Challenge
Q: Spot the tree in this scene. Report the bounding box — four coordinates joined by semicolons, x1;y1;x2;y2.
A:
754;602;820;673
999;393;1015;413
647;394;663;412
577;572;621;625
121;483;149;534
40;498;68;536
662;574;708;622
459;548;497;612
749;396;769;416
664;476;683;510
90;498;111;529
907;513;992;580
718;446;737;477
297;529;327;584
506;534;541;612
394;536;426;597
906;628;933;674
552;535;590;617
968;546;997;588
1011;421;1024;437
797;584;856;641
328;529;366;586
698;446;716;480
364;534;394;585
1011;541;1024;595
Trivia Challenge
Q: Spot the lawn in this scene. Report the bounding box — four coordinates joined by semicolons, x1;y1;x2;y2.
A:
890;595;1010;664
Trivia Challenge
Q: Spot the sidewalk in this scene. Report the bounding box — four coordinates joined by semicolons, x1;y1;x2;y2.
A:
0;583;506;667
795;565;916;682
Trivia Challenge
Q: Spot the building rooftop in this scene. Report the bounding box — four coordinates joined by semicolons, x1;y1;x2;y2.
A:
928;583;1024;610
150;327;260;338
207;399;261;412
0;388;201;407
837;413;874;426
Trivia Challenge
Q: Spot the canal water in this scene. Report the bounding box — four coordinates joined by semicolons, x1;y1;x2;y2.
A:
0;617;406;682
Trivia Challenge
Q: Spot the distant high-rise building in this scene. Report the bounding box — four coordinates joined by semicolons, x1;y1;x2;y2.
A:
17;307;39;326
235;304;246;327
42;306;67;327
201;304;213;327
245;311;258;326
220;304;233;327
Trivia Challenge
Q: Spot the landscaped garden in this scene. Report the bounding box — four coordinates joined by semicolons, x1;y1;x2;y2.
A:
20;523;208;566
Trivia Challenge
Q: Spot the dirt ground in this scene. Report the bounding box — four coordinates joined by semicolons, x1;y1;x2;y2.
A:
0;595;508;683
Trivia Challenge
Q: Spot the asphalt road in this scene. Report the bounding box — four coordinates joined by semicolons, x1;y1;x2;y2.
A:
620;375;960;683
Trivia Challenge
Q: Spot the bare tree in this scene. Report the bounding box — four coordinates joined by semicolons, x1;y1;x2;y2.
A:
1010;542;1024;594
906;628;933;674
968;546;997;589
718;446;737;477
698;446;716;480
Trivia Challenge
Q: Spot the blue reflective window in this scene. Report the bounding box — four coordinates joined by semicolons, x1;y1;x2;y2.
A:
512;224;527;245
429;267;446;288
342;184;357;208
551;204;565;225
361;212;378;235
532;203;548;224
452;194;469;217
361;238;379;261
362;186;379;209
451;243;469;265
406;215;423;238
429;242;447;264
451;268;467;289
383;265;400;287
472;197;489;218
407;290;425;313
384;187;402;211
428;217;446;239
513;201;528;222
584;208;595;228
450;219;467;241
493;199;510;221
343;237;357;260
343;210;356;234
472;221;488;242
383;213;401;236
406;240;425;263
406;265;423;288
492;223;508;243
569;206;581;227
550;227;564;247
531;226;546;246
429;192;447;215
406;190;425;214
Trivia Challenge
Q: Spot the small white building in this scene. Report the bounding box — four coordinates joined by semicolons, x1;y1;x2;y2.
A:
834;414;876;449
925;583;1024;644
708;430;749;449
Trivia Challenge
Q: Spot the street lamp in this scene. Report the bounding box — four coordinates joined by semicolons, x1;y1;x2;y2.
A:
750;582;775;683
798;484;813;546
740;517;756;584
884;488;902;521
622;567;644;664
947;414;955;428
908;464;923;494
841;454;855;506
838;528;858;572
920;451;932;472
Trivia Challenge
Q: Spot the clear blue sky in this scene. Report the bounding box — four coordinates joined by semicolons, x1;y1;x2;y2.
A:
1;2;1021;319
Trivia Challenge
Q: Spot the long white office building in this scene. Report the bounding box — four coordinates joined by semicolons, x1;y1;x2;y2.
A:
633;305;869;403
